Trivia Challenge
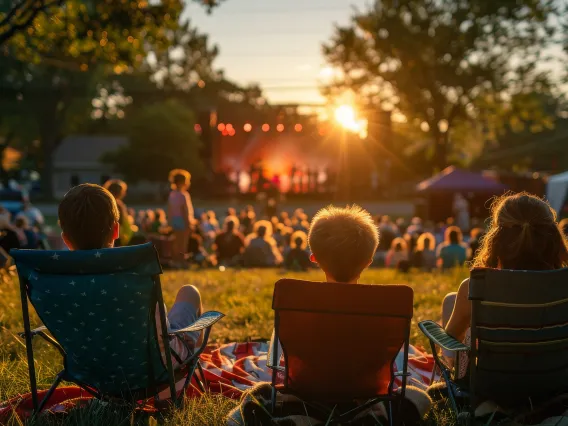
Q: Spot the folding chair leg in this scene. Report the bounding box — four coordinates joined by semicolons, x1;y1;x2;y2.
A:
271;387;277;414
197;361;208;391
36;372;64;414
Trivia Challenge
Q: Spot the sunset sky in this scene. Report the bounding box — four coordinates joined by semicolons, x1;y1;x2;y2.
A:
185;0;369;106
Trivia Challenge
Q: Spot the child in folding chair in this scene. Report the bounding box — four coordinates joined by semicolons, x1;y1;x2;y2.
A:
58;183;204;369
442;192;568;378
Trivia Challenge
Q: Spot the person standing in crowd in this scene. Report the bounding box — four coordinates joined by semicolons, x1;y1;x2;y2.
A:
453;193;470;232
103;179;132;246
437;226;467;270
167;169;194;267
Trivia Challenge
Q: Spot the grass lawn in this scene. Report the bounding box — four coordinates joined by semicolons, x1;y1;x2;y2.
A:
0;268;469;425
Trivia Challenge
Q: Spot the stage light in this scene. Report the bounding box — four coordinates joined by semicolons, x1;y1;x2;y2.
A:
276;124;284;132
262;124;270;132
244;123;252;132
226;123;234;131
294;123;302;132
228;128;236;136
217;123;225;132
198;80;206;88
194;124;202;133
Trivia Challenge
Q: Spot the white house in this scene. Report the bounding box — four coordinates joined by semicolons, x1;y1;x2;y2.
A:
52;135;162;199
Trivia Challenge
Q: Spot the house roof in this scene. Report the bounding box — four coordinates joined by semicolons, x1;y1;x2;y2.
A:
416;166;509;193
53;136;128;167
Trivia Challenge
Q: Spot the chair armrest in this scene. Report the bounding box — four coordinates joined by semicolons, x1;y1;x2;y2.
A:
418;320;469;352
18;326;66;357
169;311;225;335
17;326;47;337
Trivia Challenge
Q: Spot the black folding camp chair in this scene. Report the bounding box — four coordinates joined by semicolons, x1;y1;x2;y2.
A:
419;267;568;424
13;243;224;414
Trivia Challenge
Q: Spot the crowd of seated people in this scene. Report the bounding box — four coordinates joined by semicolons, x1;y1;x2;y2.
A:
98;174;568;275
0;204;44;255
374;215;484;272
113;202;490;272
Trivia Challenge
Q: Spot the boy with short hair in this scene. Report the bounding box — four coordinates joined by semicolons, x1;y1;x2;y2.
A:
308;205;379;283
58;183;202;367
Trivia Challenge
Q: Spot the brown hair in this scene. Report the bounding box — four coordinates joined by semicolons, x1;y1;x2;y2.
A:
103;179;127;200
473;192;568;270
308;205;379;282
168;169;191;190
59;184;119;250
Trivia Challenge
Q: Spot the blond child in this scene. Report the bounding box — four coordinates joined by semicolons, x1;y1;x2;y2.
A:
308;205;379;283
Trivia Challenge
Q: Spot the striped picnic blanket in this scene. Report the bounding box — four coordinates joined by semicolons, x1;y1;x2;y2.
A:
0;342;434;422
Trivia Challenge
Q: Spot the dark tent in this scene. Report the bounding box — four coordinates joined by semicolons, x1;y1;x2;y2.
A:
415;167;509;223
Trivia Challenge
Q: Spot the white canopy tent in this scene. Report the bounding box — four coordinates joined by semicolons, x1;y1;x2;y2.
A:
547;171;568;215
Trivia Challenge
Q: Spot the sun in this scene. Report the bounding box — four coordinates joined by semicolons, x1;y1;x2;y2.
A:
334;105;359;132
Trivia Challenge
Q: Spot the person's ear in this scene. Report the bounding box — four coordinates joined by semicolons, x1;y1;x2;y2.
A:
112;222;120;242
310;253;317;264
61;232;74;251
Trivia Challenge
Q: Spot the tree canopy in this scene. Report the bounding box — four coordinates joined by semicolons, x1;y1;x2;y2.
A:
0;0;225;197
102;99;204;183
322;0;562;171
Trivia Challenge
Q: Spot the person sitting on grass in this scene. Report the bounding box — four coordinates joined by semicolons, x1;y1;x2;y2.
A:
308;205;379;283
442;192;568;378
436;226;467;270
14;216;38;249
58;183;204;369
385;237;409;269
214;217;245;267
413;232;437;271
243;225;281;267
284;230;310;271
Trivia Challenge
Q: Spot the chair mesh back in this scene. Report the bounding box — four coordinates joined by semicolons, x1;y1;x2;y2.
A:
273;279;413;402
12;243;168;397
470;268;568;406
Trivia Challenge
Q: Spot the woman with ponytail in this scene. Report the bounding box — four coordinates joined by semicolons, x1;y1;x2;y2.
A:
441;192;568;376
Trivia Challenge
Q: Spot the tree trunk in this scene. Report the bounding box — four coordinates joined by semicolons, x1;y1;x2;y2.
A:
434;131;449;172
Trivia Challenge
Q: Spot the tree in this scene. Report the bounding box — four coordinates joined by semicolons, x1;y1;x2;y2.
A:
0;0;65;46
322;0;561;172
0;0;224;197
0;0;224;47
102;99;205;183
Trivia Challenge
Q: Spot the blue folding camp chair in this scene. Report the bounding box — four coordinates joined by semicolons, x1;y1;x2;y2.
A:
12;243;224;414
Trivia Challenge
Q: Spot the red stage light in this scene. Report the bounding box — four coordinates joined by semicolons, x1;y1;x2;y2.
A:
262;124;270;132
226;123;234;131
194;124;202;133
228;128;236;136
244;123;252;132
217;123;225;132
294;123;302;132
276;124;284;132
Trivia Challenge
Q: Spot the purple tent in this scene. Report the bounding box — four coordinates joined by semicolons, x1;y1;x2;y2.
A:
415;167;509;222
416;166;509;193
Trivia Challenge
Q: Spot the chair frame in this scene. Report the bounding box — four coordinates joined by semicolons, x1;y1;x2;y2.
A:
19;272;223;415
419;268;568;425
269;307;412;426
